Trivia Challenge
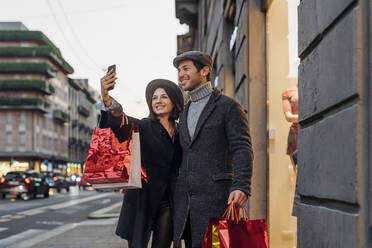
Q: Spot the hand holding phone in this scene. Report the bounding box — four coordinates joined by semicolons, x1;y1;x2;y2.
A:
107;64;116;91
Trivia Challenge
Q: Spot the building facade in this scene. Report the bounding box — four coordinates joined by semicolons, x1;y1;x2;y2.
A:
297;0;370;247
67;78;100;175
0;22;100;177
0;22;73;176
176;0;372;247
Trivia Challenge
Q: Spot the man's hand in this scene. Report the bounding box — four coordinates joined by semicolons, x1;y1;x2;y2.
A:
100;69;117;106
228;190;248;208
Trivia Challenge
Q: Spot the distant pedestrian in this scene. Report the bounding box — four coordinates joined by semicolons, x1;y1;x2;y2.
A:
99;70;184;248
172;51;254;248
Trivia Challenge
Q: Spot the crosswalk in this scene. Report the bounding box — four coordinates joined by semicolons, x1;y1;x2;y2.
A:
0;219;118;248
0;193;120;247
0;192;114;223
0;229;44;248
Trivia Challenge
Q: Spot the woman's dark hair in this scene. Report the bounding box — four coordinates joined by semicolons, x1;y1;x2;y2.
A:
148;90;182;122
192;60;211;81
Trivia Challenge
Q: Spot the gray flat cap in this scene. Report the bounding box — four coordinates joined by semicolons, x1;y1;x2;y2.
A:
173;51;213;68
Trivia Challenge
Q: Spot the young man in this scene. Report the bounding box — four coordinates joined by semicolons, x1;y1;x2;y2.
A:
172;51;253;248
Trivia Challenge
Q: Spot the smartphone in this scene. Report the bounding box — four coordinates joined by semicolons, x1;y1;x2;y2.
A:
107;64;116;91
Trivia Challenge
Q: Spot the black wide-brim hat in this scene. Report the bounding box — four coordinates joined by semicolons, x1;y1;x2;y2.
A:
145;79;184;110
173;50;213;68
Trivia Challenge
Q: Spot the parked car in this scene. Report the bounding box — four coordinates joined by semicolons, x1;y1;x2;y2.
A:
69;173;82;186
0;171;50;200
43;171;70;193
78;179;91;190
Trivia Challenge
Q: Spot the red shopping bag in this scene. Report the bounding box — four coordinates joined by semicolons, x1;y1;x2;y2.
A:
82;114;147;189
202;202;268;248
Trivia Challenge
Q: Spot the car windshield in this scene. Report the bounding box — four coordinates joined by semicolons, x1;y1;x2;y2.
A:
5;172;29;179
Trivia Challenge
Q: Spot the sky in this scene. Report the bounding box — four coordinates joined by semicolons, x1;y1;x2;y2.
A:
0;0;188;118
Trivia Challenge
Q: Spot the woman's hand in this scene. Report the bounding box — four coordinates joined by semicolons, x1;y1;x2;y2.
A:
228;190;248;208
100;69;117;107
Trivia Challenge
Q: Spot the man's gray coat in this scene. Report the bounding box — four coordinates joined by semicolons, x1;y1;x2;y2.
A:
173;89;253;247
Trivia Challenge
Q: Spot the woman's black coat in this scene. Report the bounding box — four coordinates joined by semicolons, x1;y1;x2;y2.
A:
100;111;182;248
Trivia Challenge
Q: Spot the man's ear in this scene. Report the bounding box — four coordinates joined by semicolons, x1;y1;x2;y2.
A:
201;66;210;77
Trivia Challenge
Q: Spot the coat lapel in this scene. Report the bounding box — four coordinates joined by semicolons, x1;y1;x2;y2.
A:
190;90;220;146
179;101;192;146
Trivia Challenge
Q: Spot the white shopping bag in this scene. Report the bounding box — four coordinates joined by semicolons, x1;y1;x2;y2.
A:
92;130;142;190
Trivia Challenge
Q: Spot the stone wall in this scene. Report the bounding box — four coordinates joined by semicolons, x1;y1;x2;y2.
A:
297;0;370;246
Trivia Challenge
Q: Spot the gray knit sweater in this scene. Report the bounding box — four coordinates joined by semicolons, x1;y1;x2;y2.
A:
187;82;213;138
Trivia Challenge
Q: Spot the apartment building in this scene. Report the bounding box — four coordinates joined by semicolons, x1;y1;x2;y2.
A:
67;78;100;175
0;22;73;176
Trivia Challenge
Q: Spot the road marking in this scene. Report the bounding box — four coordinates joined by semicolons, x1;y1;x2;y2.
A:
7;224;77;248
48;193;114;210
91;201;122;215
35;220;64;226
22;209;45;216
10;215;24;219
88;201;122;219
0;193;114;224
17;193;113;214
7;218;118;248
0;229;43;248
79;218;117;226
0;227;7;232
101;198;111;204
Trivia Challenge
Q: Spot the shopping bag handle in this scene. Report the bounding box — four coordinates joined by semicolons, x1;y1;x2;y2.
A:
222;201;249;221
96;111;128;129
120;113;129;128
222;201;239;221
239;207;249;220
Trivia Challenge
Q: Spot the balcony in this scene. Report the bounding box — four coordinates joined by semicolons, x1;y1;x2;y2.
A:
78;122;86;130
175;0;198;28
68;137;77;147
77;105;90;117
71;119;79;128
68;78;81;90
83;141;90;150
53;109;69;123
84;126;91;134
87;94;96;104
0;80;55;95
0;31;74;74
177;30;195;55
0;62;57;78
0;96;49;113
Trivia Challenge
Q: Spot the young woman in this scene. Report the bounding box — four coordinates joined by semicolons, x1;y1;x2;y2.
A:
100;69;184;248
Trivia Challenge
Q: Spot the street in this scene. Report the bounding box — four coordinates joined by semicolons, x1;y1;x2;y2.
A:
0;186;123;248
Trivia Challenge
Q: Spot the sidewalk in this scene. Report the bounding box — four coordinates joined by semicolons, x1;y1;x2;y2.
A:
9;202;126;248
